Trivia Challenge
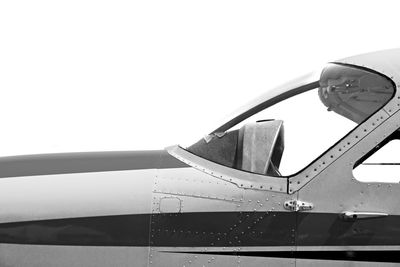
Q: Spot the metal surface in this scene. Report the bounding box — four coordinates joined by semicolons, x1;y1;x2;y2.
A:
295;96;400;265
149;166;295;266
2;49;400;266
0;150;187;178
167;145;287;192
288;108;391;192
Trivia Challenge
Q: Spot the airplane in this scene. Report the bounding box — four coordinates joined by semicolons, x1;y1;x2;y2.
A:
0;48;399;267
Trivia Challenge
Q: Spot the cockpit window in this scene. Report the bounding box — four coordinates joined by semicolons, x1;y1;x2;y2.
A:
319;64;394;124
187;63;395;177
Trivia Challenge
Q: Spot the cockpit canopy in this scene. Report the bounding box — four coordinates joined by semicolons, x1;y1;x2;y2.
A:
187;63;395;177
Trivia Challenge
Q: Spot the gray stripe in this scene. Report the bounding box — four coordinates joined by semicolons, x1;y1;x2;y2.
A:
158;245;400;252
0;150;188;178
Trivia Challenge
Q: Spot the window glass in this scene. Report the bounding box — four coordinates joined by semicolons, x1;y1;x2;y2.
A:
354;136;400;183
233;88;356;175
187;64;395;177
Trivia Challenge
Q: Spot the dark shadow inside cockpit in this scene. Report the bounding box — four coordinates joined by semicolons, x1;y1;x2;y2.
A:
187;120;285;176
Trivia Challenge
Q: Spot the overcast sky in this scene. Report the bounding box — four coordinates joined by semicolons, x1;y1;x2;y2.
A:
1;0;400;157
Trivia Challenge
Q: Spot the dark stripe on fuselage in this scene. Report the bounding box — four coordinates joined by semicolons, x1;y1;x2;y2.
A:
0;150;188;178
1;212;400;248
0;214;150;246
180;251;400;263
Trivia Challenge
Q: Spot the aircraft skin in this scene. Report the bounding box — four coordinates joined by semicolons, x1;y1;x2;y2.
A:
1;49;400;267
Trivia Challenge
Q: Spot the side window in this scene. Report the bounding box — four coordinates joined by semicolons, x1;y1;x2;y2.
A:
353;131;400;183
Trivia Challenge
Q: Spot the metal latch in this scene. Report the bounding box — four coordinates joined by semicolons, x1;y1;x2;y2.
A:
284;200;313;212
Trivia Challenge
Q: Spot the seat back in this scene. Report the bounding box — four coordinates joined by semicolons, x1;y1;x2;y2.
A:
236;120;284;175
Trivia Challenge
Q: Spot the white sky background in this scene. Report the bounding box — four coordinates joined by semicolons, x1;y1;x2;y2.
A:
1;0;400;166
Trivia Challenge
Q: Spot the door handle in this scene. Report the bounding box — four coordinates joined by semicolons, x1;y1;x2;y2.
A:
341;211;388;221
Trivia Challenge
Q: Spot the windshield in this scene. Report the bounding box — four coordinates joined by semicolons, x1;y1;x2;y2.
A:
187;63;395;176
210;72;320;134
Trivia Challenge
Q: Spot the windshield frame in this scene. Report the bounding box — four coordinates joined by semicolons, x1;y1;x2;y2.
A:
210;72;320;134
